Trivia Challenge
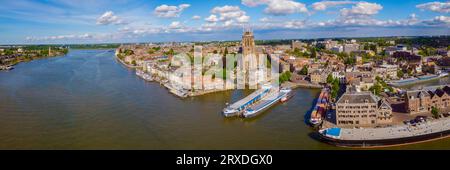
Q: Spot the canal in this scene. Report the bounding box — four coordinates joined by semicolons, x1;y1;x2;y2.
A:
0;49;449;149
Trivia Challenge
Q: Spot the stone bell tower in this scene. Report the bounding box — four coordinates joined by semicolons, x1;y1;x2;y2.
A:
240;28;258;87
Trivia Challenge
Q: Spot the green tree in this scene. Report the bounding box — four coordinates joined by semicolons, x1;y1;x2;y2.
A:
326;74;334;84
344;56;356;66
299;65;308;75
279;71;292;83
331;79;340;99
431;106;439;118
152;46;161;51
369;83;382;96
397;70;404;78
131;60;137;66
310;47;317;58
124;49;134;56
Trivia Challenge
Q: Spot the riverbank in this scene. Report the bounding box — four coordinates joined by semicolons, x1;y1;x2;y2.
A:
114;52;141;69
1;53;67;71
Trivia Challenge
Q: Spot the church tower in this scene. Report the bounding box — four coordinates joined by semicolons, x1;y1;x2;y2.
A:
48;46;52;56
242;28;255;59
240;28;259;87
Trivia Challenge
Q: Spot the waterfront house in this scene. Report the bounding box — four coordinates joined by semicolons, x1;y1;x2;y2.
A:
405;86;450;114
310;70;327;84
335;91;393;127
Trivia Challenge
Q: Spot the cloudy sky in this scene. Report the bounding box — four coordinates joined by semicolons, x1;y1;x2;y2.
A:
0;0;449;44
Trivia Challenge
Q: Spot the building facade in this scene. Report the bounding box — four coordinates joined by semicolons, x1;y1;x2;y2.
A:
336;91;393;127
405;86;450;114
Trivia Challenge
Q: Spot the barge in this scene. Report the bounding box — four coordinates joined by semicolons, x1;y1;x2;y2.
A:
222;84;272;117
242;88;292;118
309;88;330;126
388;73;448;87
318;117;450;147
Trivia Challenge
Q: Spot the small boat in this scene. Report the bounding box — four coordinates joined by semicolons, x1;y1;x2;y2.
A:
222;108;239;117
0;65;13;70
280;89;294;103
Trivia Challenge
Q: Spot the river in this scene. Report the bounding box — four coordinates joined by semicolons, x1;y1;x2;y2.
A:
0;49;449;149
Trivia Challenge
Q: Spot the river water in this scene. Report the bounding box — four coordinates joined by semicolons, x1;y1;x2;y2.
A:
0;50;449;149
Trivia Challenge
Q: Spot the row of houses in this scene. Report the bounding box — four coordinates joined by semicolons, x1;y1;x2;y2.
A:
405;86;450;114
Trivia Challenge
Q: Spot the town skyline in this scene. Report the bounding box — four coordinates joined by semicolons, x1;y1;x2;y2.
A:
1;0;449;44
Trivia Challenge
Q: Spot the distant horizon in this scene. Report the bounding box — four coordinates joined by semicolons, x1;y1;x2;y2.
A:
1;34;449;46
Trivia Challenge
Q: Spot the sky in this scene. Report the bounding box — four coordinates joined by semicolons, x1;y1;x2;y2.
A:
0;0;449;44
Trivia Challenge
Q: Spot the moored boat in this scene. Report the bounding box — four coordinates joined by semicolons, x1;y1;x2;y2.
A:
222;84;273;117
309;88;330;126
318;117;450;147
242;88;292;118
280;88;294;103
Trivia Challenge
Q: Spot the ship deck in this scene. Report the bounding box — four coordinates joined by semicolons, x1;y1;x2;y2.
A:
227;88;270;111
331;117;450;141
246;91;285;112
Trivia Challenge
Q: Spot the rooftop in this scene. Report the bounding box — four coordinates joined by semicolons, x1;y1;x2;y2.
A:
336;91;379;104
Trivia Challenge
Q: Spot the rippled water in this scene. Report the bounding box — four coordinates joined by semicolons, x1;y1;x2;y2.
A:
0;49;449;149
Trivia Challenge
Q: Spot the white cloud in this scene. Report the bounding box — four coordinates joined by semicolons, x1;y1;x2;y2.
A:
416;1;450;13
169;21;183;29
284;20;306;29
340;2;383;18
241;0;268;7
154;4;190;18
259;17;270;22
96;11;127;25
423;15;450;25
242;0;308;15
236;15;250;23
312;1;356;11
205;15;219;22
210;5;250;24
26;33;97;41
192;15;201;20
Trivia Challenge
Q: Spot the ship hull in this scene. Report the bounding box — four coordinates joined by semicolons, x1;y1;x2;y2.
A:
318;129;450;148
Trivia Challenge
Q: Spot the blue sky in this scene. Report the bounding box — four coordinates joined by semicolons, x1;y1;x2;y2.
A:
0;0;449;44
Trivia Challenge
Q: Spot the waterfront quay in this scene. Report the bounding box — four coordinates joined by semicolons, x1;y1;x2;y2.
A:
319;115;450;147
